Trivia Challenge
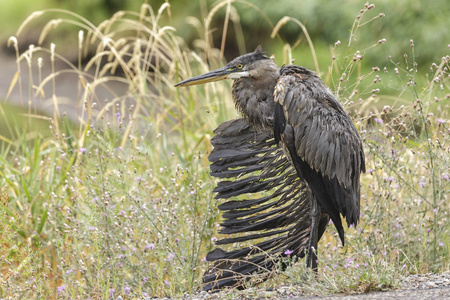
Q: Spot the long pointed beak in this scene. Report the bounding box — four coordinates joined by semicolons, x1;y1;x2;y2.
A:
174;67;231;87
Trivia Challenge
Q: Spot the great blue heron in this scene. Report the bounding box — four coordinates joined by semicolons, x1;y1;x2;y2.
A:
175;47;365;291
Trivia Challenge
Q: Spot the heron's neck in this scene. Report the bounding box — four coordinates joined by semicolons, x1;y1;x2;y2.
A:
232;65;279;130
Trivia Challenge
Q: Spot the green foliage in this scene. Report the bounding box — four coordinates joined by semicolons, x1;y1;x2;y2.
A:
0;0;449;298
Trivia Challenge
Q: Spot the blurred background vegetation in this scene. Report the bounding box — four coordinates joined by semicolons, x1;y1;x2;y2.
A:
1;0;449;70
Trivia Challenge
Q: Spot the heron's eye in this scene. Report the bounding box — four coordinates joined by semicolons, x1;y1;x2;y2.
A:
236;64;243;69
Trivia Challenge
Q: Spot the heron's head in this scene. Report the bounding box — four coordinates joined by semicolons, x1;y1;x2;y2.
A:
174;47;277;87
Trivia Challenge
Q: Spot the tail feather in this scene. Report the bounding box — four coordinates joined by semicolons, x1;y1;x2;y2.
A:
203;118;322;291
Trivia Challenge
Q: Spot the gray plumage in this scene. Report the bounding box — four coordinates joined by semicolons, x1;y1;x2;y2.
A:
274;65;365;241
175;47;365;291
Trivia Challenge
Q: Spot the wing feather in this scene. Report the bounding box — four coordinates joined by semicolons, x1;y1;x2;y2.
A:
203;118;327;291
274;65;365;234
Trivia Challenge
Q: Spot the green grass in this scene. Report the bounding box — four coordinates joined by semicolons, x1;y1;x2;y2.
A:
1;1;449;298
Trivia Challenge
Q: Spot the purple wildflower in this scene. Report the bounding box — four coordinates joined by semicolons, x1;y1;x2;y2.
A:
79;147;87;153
374;117;383;124
284;249;294;256
144;243;155;251
57;285;66;295
124;285;131;294
419;178;426;188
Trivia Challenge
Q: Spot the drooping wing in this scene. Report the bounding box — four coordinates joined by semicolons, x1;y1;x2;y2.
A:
203;118;329;291
274;65;365;244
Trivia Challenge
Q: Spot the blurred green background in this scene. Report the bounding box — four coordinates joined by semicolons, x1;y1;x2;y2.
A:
1;0;448;69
